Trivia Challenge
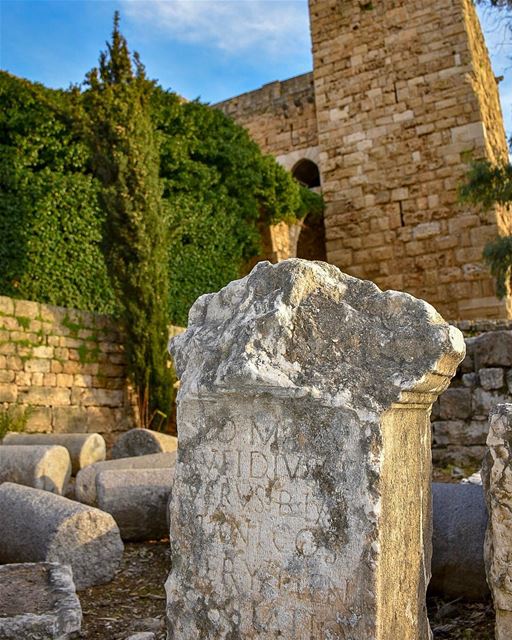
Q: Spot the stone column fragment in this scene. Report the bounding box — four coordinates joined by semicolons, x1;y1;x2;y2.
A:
166;259;465;640
482;403;512;640
0;563;82;640
75;452;176;506
2;432;106;475
96;467;175;541
111;428;178;459
0;444;71;495
0;482;123;590
431;483;489;600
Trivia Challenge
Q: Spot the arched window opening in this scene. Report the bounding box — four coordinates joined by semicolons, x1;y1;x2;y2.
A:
293;158;326;261
292;159;321;188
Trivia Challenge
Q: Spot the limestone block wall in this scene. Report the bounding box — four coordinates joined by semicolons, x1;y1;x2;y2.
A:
309;0;509;320
215;72;318;159
432;322;512;466
0;295;137;447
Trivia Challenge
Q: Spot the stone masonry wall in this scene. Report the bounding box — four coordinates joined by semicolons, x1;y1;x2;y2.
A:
432;323;512;467
217;1;510;322
0;295;137;447
309;0;509;320
216;72;318;160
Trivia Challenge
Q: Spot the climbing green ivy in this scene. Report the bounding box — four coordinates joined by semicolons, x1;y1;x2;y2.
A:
0;71;116;313
0;43;322;327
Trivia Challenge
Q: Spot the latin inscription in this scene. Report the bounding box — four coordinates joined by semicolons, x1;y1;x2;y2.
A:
184;414;349;635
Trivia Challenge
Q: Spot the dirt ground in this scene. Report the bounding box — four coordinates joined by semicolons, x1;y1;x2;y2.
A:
76;538;494;640
78;540;169;640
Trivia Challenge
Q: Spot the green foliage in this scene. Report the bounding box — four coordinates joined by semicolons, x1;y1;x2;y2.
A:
297;186;325;222
0;71;115;313
0;15;321;333
459;160;512;208
0;404;33;440
83;12;173;423
483;236;512;298
460;159;512;298
153;89;313;325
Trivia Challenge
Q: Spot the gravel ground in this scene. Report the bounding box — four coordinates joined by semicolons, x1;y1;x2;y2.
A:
77;540;169;640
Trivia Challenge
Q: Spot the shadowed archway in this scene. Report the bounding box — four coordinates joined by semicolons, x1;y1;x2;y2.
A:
292;159;326;261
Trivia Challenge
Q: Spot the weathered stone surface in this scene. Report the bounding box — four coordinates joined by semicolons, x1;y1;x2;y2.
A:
0;444;71;494
472;387;509;418
432;420;488;447
479;367;505;391
473;331;512;369
432;445;487;468
482;403;512;640
2;432;106;475
0;482;123;589
462;372;477;388
111;428;178;459
430;483;489;600
507;370;512;394
438;388;472;420
96;467;174;541
75;452;176;506
0;562;82;639
166;260;464;640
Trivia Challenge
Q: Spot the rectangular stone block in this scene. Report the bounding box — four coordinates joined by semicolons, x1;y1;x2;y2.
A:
13;298;40;319
22;387;71;407
0;295;14;315
25;407;53;433
166;260;464;640
25;359;51;374
438;388;472;420
0;562;82;639
0;384;18;403
52;407;89;434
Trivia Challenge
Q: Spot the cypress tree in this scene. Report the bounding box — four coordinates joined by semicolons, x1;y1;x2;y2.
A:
83;12;172;427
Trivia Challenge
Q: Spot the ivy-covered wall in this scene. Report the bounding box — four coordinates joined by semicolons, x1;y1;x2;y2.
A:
0;72;320;327
0;295;138;446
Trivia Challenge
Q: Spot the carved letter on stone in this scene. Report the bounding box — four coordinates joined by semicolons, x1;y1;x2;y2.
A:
166;260;464;640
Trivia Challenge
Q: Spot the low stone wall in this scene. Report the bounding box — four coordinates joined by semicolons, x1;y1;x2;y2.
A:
0;296;136;447
432;322;512;467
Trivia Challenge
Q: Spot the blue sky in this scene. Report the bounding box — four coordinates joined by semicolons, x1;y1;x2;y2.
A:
1;0;512;134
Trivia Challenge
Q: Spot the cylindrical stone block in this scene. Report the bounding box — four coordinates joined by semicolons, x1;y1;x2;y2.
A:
2;432;106;475
0;445;71;495
430;482;489;600
96;467;174;541
75;452;176;506
0;482;124;590
111;428;178;459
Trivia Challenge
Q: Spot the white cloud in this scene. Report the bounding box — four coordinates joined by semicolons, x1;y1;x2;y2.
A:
120;0;310;57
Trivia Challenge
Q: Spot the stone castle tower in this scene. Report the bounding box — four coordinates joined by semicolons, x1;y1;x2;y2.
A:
217;0;511;320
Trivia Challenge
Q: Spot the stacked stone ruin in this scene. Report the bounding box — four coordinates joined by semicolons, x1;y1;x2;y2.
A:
431;326;512;467
1;260;512;638
0;427;177;638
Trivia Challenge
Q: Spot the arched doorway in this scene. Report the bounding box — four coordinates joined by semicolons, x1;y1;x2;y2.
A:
292;159;326;261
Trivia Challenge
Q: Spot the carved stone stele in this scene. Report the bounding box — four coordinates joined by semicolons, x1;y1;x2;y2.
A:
166;260;464;640
482;403;512;640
